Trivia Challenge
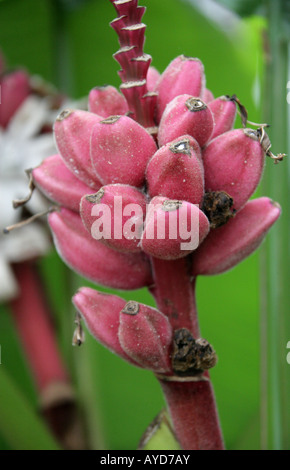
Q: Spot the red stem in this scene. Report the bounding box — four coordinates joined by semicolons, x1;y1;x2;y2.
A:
150;257;199;335
9;261;69;392
159;380;224;450
151;257;225;450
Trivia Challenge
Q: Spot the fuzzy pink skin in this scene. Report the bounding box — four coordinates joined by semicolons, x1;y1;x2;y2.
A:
88;85;129;117
192;197;281;275
208;96;237;139
54;109;102;189
80;183;147;253
48;208;153;290
90;115;157;187
33;154;95;212
119;302;173;373
203;128;265;211
0;70;30;128
147;66;161;92
140;197;210;260
156;55;205;122
158;94;214;148
202;88;214;103
146;135;204;205
73;287;136;365
10;262;69;392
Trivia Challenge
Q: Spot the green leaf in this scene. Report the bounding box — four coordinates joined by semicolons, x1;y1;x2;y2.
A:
0;367;61;450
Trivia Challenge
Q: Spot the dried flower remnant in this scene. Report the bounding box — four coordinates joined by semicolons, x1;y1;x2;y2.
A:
30;0;284;450
72;312;85;347
172;328;217;376
202;191;235;229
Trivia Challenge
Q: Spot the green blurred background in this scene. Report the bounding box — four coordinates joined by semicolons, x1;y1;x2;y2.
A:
0;0;288;450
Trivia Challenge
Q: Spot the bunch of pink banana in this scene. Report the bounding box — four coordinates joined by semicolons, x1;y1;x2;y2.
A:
32;0;282;450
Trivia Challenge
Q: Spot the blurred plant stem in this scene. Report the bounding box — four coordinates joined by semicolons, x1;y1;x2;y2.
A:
261;0;290;450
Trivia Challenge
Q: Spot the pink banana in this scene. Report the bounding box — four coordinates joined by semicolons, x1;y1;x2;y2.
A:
119;301;173;373
48;208;153;290
203;128;265;211
88;85;128;117
192;197;281;275
155;55;205;122
33;154;94;212
140;197;210;260
54;109;102;189
90;114;157;186
158;95;214;148
146;135;204;205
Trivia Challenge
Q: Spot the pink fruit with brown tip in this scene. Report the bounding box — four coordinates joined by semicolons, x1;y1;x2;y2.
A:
158;95;214;148
146;135;204;205
203;128;265;211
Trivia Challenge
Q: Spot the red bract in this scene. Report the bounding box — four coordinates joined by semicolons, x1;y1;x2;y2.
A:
32;0;282;450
